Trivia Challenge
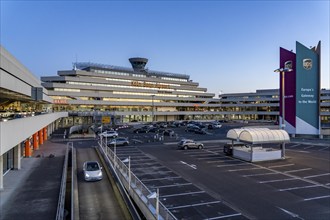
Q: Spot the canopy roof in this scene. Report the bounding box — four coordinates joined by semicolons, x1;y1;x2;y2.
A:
226;128;290;144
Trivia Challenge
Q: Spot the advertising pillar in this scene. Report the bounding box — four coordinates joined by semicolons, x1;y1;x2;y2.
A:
25;139;32;157
280;48;296;134
39;130;43;145
295;41;320;135
33;133;39;150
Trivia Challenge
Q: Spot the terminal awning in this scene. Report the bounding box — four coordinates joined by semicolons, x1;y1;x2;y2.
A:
226;128;290;144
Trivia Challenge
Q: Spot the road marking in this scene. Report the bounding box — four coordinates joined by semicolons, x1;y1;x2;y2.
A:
217;163;248;168
161;191;205;198
303;145;317;150
277;207;302;219
138;170;173;175
304;195;330;201
259;178;297;184
243;172;277;177
288;144;301;148
207;160;230;164
284;168;312;173
228;167;263;172
279;184;321;191
141;176;181;182
206;213;242;219
204;150;219;155
304;173;330;179
149;183;192;189
268;163;294;168
168;201;221;210
180;161;197;169
318;146;330;151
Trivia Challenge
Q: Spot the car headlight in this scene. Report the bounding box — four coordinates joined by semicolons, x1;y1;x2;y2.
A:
97;171;102;177
85;173;90;178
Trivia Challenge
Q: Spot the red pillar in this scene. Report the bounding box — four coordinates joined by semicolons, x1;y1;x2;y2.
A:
33;133;39;150
43;127;47;141
25;139;32;157
39;130;43;145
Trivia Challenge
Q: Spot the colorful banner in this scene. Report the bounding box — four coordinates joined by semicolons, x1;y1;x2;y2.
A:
295;41;320;134
279;48;296;134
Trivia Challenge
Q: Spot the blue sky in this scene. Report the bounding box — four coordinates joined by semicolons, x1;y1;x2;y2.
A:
1;0;329;95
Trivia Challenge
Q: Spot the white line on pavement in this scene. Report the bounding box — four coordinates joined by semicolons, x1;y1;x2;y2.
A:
141;176;181;182
168;201;221;210
228;167;263;172
205;213;242;220
217;163;249;168
161;191;205;198
304;173;330;179
259;178;297;184
288;144;301;148
318;146;330;151
243;172;277;177
268;163;295;168
284;168;312;173
303;145;317;150
304;195;330;201
150;183;192;189
279;184;321;191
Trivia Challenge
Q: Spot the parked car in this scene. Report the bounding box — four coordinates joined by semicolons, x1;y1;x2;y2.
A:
107;137;129;146
223;142;249;156
208;123;222;129
178;139;204;150
133;127;149;133
194;128;207;134
163;129;175;136
83;161;103;181
185;125;200;132
100;130;118;138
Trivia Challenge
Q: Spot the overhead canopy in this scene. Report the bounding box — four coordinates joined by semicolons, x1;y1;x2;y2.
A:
227;128;290;144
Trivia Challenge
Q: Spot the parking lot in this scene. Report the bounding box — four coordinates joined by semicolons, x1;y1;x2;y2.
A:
106;122;330;219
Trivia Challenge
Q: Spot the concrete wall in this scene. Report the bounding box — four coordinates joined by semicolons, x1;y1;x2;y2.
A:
0;112;68;155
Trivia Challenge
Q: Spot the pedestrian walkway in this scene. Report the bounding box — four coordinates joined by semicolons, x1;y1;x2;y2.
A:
0;134;68;220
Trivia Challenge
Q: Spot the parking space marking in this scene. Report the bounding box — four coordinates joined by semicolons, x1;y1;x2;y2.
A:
180;161;197;169
284;168;312;173
304;195;330;201
183;151;214;155
141;176;181;182
278;184;321;191
136;170;173;175
259;178;297;184
150;183;193;189
288;144;301;148
228;167;263;172
243;172;277;177
161;191;205;198
207;159;231;164
303;145;317;150
318;146;330;151
207;213;242;219
168;201;221;210
268;163;295;169
304;173;330;179
217;163;249;168
204;150;219;155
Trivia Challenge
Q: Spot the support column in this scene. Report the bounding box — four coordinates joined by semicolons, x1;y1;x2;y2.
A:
39;130;43;145
0;155;3;190
33;133;39;150
14;144;21;170
43;127;47;141
25;139;32;157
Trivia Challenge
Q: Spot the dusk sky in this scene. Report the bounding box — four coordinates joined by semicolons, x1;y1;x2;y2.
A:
1;0;329;95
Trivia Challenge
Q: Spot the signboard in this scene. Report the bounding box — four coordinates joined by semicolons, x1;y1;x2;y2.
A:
280;48;296;134
102;116;111;124
295;41;320;135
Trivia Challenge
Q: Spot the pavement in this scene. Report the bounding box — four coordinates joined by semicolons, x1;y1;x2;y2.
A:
0;129;68;220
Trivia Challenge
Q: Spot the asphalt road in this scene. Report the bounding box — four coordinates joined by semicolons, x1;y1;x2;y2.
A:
113;122;330;219
75;140;128;220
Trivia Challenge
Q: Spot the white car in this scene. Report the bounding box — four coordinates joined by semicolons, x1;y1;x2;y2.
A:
83;161;103;181
100;130;118;138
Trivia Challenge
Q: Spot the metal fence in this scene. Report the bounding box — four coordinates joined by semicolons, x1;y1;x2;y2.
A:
98;140;176;220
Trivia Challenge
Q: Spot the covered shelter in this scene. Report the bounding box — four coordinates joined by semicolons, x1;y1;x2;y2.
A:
226;128;290;162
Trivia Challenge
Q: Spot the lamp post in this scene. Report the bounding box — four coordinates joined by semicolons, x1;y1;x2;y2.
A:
151;95;155;123
274;67;292;158
274;68;293;130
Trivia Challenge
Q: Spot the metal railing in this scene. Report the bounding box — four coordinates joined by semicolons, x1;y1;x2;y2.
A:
98;140;177;220
56;144;70;220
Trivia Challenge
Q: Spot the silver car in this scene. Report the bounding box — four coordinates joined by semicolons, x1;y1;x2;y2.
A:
107;137;129;146
178;139;204;150
83;161;103;181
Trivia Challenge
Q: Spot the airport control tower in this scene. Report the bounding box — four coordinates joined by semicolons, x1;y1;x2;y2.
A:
129;57;148;72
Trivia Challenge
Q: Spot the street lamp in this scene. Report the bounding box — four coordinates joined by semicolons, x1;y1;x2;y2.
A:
151;95;155;123
274;67;292;159
274;68;293;130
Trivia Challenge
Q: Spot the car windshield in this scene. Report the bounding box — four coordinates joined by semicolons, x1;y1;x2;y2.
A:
86;162;99;171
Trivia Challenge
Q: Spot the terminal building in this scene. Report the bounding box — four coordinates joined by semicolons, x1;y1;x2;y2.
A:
1;45;329;189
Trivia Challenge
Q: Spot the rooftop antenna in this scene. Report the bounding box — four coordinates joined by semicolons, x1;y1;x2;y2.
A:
73;54;78;70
